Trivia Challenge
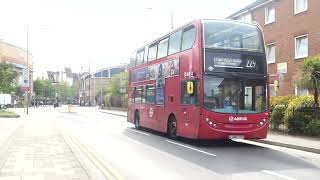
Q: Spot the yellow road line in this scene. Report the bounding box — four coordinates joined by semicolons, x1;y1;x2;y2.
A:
68;134;124;180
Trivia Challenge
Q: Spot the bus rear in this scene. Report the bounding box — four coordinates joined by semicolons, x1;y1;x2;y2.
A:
198;20;269;140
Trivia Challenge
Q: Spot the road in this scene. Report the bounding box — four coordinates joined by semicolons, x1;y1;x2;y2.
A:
27;106;320;180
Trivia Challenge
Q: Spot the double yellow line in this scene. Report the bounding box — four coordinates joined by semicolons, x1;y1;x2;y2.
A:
68;134;124;180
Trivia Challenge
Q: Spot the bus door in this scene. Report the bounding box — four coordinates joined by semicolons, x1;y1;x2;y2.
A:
145;85;158;129
179;80;200;138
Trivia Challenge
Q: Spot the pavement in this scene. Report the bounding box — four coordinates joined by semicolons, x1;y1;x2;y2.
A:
0;108;107;180
99;108;320;154
1;106;319;180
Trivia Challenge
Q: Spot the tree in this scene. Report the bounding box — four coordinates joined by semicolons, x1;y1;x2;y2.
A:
33;79;55;99
0;62;20;93
71;80;80;99
104;71;128;107
56;81;73;101
297;55;320;105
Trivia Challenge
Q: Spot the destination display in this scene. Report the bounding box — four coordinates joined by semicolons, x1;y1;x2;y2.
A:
131;58;179;82
205;51;265;74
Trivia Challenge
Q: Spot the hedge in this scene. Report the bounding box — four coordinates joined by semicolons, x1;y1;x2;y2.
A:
270;95;320;136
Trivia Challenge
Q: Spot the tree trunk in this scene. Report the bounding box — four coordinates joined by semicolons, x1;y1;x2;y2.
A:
314;88;319;106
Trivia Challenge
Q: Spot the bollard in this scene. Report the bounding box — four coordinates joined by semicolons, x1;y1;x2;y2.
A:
67;104;72;112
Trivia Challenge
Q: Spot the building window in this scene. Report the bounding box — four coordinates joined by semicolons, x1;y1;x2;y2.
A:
237;12;252;23
266;43;276;63
168;30;182;55
295;86;308;96
295;35;308;59
294;0;308;14
157;38;169;59
269;84;276;96
265;7;275;24
181;26;196;51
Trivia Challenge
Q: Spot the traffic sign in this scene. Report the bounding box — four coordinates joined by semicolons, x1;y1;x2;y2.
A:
22;68;29;88
21;86;29;93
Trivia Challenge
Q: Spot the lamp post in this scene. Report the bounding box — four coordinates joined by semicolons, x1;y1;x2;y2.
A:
26;24;30;114
100;70;103;108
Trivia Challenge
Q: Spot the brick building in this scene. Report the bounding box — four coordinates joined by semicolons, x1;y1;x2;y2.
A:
228;0;320;96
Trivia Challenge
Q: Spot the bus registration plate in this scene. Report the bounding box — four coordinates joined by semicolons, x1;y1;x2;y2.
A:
229;135;244;139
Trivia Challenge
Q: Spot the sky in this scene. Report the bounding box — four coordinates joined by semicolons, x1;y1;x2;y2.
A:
0;0;254;76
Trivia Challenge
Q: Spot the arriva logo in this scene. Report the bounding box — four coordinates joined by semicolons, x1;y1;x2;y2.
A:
229;116;248;122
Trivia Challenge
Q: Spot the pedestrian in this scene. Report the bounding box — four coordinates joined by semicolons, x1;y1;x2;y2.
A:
14;99;17;108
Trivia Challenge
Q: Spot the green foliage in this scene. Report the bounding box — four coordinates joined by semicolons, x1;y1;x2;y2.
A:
122;94;128;108
106;71;128;95
287;113;312;134
56;81;73;100
0;63;20;93
13;85;23;97
297;55;320;105
270;95;294;108
269;95;320;136
104;71;128;108
33;79;55;98
284;96;314;122
283;96;315;135
304;119;320;136
71;80;80;98
270;105;286;130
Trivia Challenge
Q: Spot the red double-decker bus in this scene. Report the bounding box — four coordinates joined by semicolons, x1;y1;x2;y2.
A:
128;19;269;140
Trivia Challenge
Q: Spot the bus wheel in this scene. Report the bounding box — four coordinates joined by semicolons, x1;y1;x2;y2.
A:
168;116;177;139
134;111;140;129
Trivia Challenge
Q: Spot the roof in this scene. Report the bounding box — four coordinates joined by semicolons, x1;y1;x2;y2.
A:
227;0;271;19
0;40;33;56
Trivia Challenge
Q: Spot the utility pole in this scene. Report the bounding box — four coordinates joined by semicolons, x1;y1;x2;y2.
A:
170;12;174;29
100;70;102;108
26;24;29;114
88;61;91;106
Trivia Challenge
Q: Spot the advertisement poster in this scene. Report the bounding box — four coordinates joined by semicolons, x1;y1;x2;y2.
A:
132;58;179;83
156;78;164;105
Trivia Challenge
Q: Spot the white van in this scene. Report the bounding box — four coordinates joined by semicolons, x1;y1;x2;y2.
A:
0;94;12;109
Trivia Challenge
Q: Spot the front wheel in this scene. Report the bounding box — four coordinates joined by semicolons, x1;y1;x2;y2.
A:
168;116;177;139
134;112;140;129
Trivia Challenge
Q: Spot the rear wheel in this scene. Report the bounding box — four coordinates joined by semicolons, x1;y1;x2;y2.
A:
134;111;140;129
167;116;177;139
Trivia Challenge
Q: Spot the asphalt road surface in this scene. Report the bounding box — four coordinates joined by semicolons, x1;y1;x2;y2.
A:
32;106;320;180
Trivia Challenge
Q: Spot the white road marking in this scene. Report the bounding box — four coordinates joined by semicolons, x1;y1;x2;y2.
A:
166;140;217;157
128;129;151;136
262;170;297;180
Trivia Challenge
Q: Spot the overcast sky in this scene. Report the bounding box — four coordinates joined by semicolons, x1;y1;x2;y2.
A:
0;0;254;75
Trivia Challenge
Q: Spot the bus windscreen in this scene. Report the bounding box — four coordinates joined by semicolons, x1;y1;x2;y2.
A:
203;20;263;52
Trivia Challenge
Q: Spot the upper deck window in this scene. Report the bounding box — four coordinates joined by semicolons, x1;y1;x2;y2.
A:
157;38;169;59
181;26;196;51
148;43;158;61
203;20;263;52
136;50;144;65
168;30;182;55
